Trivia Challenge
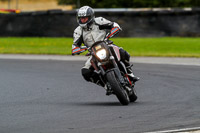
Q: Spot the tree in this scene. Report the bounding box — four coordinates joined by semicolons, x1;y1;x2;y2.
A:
57;0;134;8
57;0;200;8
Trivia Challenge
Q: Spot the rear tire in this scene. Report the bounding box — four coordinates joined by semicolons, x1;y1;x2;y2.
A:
106;71;129;105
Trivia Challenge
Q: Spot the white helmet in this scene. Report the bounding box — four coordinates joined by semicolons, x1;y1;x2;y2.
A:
77;6;95;28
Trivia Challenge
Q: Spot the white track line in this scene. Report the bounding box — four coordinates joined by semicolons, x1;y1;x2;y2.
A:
0;54;200;66
146;127;200;133
130;57;200;66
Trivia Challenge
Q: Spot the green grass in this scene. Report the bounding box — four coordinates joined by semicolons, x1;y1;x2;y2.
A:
0;37;200;57
113;37;200;57
0;37;72;55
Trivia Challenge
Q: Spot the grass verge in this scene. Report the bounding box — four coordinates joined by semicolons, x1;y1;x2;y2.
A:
0;37;199;57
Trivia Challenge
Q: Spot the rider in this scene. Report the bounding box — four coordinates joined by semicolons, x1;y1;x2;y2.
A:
72;6;139;89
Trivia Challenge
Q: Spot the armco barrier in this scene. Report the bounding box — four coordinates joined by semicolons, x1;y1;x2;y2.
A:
0;8;200;37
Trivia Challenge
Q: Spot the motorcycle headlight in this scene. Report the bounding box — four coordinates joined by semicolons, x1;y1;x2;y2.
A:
96;49;107;60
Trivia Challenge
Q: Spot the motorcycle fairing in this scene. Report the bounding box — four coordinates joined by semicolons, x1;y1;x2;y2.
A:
109;45;121;62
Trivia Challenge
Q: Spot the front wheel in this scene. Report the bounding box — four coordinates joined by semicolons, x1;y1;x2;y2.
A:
106;71;129;105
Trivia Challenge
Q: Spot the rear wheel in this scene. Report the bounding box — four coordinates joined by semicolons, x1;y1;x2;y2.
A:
106;71;129;105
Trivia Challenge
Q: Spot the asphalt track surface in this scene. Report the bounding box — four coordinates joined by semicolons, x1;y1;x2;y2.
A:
0;59;200;133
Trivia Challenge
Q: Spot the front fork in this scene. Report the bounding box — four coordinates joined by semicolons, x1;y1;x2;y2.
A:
98;56;135;96
97;55;126;86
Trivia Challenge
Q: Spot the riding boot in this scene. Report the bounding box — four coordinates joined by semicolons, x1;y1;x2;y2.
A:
126;65;140;83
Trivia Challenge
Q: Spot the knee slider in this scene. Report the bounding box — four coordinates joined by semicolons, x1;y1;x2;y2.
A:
81;68;92;82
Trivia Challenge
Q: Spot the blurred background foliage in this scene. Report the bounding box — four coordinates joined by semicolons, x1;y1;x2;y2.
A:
57;0;200;8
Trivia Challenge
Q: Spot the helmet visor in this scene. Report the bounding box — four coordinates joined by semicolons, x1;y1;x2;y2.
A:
78;16;91;24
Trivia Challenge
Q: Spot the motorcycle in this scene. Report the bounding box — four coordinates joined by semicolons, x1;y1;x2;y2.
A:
76;40;138;105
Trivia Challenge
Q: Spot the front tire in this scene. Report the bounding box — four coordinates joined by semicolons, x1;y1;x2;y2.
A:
106;71;130;105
